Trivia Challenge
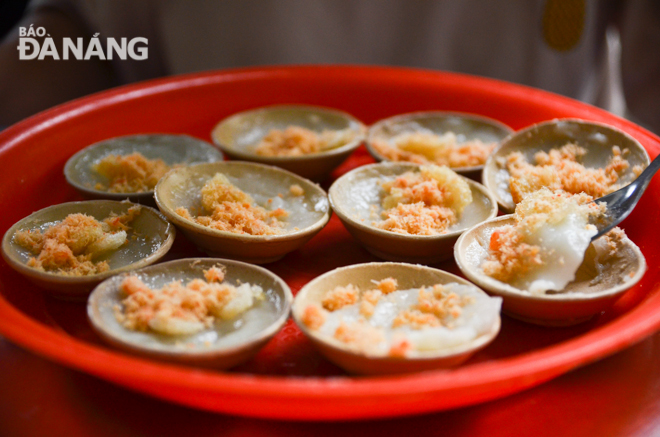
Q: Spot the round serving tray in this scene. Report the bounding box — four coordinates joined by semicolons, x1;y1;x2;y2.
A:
0;65;658;420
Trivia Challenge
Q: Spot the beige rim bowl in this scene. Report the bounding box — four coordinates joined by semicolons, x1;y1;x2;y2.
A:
329;162;498;264
366;111;513;178
1;200;176;300
64;134;224;204
87;258;292;369
482;119;650;213
292;262;501;375
454;215;647;326
154;161;331;264
211;105;367;181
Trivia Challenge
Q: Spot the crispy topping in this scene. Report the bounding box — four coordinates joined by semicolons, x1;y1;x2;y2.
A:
372;131;496;168
376;165;472;235
289;184;305;196
301;304;326;330
333;321;385;354
103;206;142;232
204;266;225;283
321;284;359;311
299;277;501;358
505;143;634;204
418;285;466;319
374;277;398;294
391;285;466;328
307;280;481;357
94;152;171;193
115;268;264;335
359;289;383;318
379;203;456;235
482;188;604;284
388;336;412;358
481;225;543;283
176;173;288;235
255;126;354;157
392;309;441;329
601;227;626;257
13;206;140;276
321;278;397;316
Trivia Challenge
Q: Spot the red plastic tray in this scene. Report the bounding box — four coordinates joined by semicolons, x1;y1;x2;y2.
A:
1;66;659;421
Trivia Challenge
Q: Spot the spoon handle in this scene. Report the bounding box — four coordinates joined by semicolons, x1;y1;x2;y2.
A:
633;153;660;194
593;153;660;239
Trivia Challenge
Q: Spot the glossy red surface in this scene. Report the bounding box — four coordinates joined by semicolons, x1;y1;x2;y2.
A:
3;334;660;436
0;66;659;420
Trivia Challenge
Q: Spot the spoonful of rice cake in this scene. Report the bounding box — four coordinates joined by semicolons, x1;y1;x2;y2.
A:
481;188;608;294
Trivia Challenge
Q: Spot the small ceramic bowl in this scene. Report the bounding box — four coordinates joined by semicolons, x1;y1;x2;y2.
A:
328;163;498;263
87;258;292;369
367;111;513;177
64;134;225;203
292;262;501;375
211;105;367;181
454;215;647;326
482;119;650;212
1;200;175;300
155;161;331;264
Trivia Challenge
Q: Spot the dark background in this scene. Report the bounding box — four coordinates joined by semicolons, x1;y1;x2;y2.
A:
0;0;28;40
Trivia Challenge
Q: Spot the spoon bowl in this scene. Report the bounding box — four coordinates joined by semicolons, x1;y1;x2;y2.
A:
592;154;660;239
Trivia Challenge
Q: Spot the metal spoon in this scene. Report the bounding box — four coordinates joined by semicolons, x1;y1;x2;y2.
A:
592;153;660;239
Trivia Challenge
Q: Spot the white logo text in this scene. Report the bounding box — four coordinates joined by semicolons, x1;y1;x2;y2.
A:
17;25;148;61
